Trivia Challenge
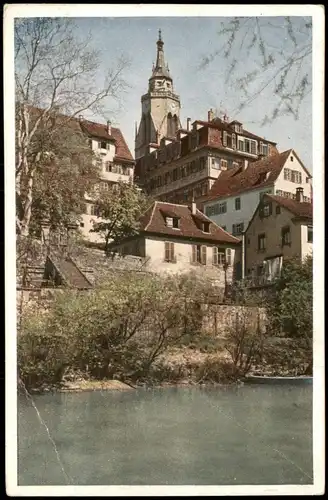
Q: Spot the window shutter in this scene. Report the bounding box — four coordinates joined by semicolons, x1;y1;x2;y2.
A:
192;245;197;263
201;245;207;265
223;131;227;146
226;248;232;266
232;133;236;149
259;141;263;154
213;247;218;265
232;224;235;235
165;242;170;261
170;242;175;261
259;205;264;218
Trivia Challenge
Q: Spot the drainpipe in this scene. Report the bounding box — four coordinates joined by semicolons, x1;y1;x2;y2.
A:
241;232;245;280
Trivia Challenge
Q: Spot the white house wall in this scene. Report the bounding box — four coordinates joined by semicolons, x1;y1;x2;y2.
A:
144;236;238;285
203;152;311;235
301;224;313;261
203;186;274;234
80;138;134;242
273;153;312;199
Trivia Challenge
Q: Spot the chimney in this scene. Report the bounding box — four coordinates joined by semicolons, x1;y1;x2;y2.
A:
295;187;304;202
107;120;112;135
243;159;249;170
191;198;197;215
187;118;191;131
208;108;214;122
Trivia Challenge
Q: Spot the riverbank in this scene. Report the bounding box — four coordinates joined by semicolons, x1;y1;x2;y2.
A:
19;343;311;395
23;377;239;395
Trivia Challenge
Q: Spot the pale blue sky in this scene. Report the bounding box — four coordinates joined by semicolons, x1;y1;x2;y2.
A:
71;17;312;170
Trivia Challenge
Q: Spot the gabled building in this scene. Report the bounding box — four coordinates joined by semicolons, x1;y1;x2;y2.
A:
135;112;279;207
244;190;313;284
134;31;278;206
107;201;242;285
78;117;135;241
21;106;135;243
202;149;312;236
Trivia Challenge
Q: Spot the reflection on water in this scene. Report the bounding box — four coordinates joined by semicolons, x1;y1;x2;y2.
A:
18;385;313;485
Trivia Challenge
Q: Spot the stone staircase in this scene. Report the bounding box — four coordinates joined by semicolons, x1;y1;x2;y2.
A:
47;253;93;289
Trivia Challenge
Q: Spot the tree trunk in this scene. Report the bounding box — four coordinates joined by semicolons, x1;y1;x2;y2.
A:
20;165;36;237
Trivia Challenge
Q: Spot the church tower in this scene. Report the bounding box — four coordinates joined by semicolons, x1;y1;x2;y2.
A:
135;30;181;160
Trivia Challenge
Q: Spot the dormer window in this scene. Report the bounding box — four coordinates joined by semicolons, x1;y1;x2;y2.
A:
165;216;180;229
202;221;210;233
172;218;180;229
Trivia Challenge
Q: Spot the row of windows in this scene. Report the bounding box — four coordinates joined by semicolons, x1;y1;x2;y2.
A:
222;132;269;157
211;157;241;171
164;242;232;266
165;182;209;204
147;157;207;190
144;130;269;173
104;162;130;175
275;190;311;202
205;201;227;217
283;168;302;184
257;225;313;251
89;139;111;151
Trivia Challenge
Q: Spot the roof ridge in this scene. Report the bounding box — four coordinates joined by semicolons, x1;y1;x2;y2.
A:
157;201;192;209
82;117;120;131
144;201;158;231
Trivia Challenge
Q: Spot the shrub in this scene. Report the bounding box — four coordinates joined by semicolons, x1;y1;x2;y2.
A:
17;272;214;387
223;309;263;377
195;358;236;384
265;255;313;374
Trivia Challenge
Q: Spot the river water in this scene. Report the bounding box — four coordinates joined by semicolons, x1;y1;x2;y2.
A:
18;385;313;486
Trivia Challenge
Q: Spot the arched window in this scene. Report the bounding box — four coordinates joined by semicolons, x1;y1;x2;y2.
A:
167;113;173;137
173;115;179;136
142;114;146;144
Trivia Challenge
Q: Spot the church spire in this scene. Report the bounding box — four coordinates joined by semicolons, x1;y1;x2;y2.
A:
151;29;172;80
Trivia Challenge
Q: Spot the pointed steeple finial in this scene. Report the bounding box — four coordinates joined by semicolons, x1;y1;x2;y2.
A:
149;29;172;82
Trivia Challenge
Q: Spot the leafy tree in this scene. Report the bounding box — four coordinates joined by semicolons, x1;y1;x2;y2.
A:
15;18;129;236
199;16;312;124
266;255;313;373
17;112;101;236
91;181;152;253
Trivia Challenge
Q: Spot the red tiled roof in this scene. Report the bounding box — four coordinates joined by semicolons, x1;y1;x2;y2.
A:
140;201;240;244
205;149;292;202
24;106;134;162
194;119;277;145
265;194;313;219
80;120;134;162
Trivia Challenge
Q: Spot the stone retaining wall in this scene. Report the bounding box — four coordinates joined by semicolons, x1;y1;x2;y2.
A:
17;286;265;338
201;303;267;336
